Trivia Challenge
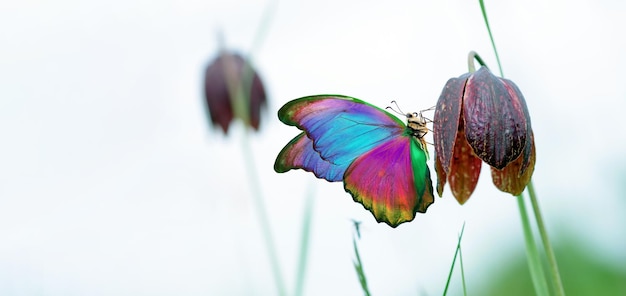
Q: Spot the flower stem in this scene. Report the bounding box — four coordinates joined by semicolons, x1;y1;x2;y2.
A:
238;0;279;124
241;129;286;296
219;0;283;293
527;180;565;296
477;1;564;294
294;184;315;296
467;51;488;72
516;194;550;296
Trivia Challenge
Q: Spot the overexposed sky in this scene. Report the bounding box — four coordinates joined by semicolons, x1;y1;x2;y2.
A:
1;0;625;295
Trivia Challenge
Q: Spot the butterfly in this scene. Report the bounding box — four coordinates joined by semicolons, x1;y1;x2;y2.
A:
274;95;435;227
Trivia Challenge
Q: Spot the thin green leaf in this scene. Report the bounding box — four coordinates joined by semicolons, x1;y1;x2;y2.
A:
352;224;371;296
477;0;504;77
459;243;467;296
443;222;466;296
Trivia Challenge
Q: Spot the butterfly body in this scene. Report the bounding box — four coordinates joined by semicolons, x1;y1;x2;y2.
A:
406;112;430;142
274;95;434;227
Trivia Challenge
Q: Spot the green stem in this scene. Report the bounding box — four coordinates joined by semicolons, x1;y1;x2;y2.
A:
517;194;550;296
241;130;286;296
478;0;504;76
528;181;565;296
353;232;371;296
467;50;488;72
477;1;564;294
249;0;279;55
443;222;466;296
459;244;467;296
238;0;279;123
221;0;284;294
294;185;315;296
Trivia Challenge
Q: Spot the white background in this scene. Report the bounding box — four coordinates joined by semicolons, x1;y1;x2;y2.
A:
1;0;625;295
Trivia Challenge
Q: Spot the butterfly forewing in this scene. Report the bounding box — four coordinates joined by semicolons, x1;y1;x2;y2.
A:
277;96;404;167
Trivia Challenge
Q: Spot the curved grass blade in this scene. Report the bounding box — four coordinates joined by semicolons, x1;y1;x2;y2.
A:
477;0;504;76
459;242;467;296
352;221;371;296
443;222;466;296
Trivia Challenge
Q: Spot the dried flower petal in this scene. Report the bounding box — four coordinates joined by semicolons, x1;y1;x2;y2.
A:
204;53;234;133
491;133;536;195
434;73;470;174
462;67;530;169
448;121;482;204
435;155;447;197
502;78;533;175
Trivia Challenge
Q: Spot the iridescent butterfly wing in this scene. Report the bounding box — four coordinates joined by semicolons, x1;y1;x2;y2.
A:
274;95;434;227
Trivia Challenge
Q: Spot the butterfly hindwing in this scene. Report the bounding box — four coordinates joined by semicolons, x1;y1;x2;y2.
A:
274;132;344;181
344;136;434;227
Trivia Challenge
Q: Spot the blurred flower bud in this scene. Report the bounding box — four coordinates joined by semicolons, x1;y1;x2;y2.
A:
204;51;267;134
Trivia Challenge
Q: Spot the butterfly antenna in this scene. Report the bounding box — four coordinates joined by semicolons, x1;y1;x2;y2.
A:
418;106;436;123
385;100;405;116
392;100;406;114
419;105;436;113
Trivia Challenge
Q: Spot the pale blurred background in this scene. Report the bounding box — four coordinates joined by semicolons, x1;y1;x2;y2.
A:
1;0;625;295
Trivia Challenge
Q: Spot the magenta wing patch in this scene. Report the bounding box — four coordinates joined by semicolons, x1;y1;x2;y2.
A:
344;136;420;227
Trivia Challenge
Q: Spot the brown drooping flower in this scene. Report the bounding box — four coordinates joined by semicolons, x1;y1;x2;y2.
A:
204;51;267;134
433;66;535;204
